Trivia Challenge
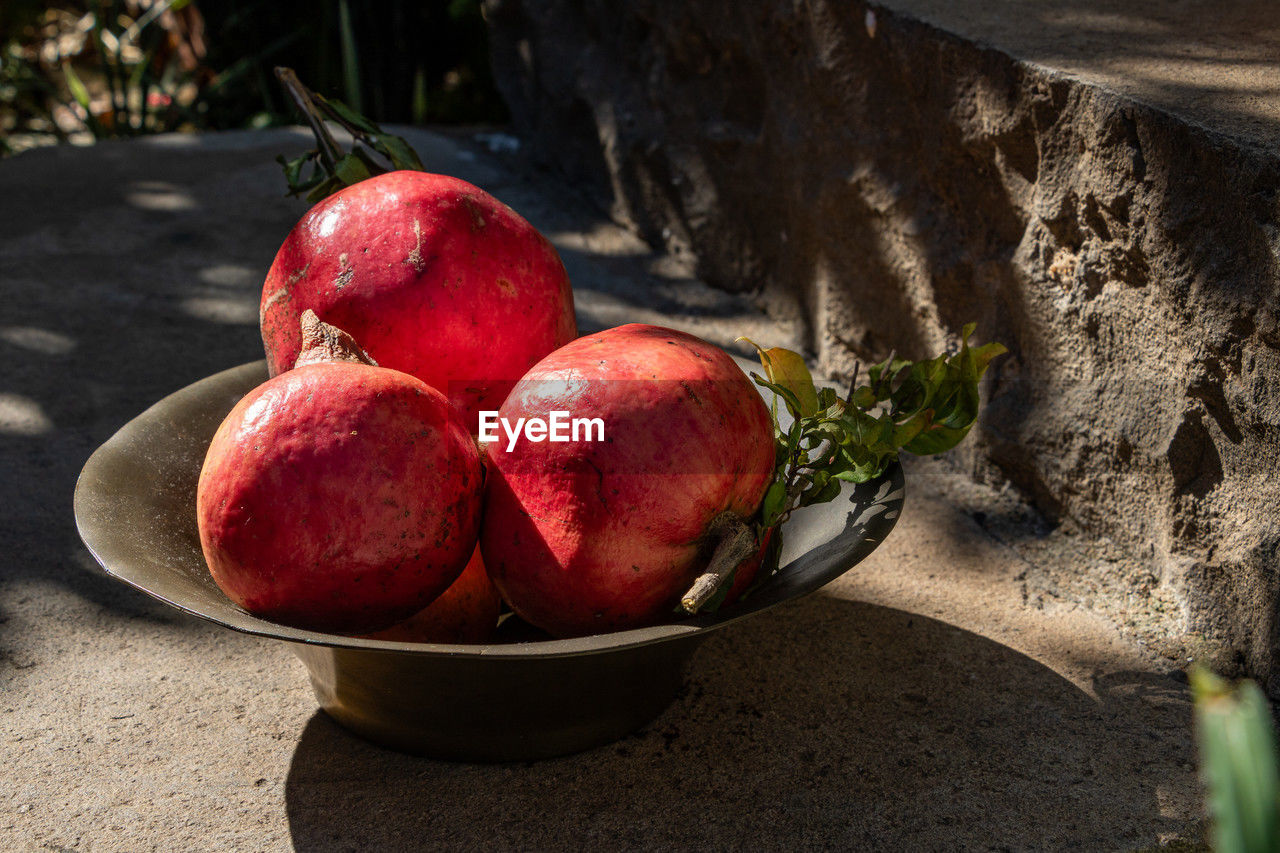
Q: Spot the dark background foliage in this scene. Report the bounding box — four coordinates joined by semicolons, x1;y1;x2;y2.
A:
0;0;506;155
199;0;506;126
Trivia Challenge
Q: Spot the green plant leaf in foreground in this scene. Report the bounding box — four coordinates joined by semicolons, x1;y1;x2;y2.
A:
1192;666;1280;853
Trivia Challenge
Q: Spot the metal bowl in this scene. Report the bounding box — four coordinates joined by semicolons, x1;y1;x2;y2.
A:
74;361;904;761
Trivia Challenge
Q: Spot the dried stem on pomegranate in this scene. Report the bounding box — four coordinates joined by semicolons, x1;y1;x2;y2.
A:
680;511;758;615
294;309;378;368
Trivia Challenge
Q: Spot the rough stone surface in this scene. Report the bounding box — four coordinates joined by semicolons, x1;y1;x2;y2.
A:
484;0;1280;692
867;0;1280;152
1;129;1201;848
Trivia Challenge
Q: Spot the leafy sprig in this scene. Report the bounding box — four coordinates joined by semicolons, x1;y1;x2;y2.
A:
742;323;1007;533
274;67;425;203
681;325;1004;617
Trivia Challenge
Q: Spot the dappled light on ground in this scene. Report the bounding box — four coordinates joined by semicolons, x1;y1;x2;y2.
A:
0;393;54;436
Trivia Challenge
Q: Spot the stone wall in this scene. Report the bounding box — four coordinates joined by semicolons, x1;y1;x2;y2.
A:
484;0;1280;689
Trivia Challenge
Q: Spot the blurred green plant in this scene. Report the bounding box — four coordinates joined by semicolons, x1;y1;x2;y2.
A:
195;0;506;129
2;0;506;156
1;0;222;151
1193;666;1280;853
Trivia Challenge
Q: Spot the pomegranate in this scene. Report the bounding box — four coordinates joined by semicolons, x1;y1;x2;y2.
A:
197;311;483;633
361;547;502;644
259;170;577;430
480;324;775;637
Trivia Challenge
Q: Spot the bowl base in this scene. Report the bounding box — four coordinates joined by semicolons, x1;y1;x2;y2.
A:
292;637;703;761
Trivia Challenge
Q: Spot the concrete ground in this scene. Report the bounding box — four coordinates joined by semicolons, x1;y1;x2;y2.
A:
1;127;1201;850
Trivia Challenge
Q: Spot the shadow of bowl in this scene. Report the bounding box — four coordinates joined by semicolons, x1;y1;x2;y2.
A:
284;596;1193;849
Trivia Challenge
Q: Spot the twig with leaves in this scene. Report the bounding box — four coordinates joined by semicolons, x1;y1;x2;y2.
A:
743;323;1007;533
274;66;425;202
681;325;1006;615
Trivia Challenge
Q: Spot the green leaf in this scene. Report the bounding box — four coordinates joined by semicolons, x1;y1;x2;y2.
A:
808;419;846;449
816;386;842;412
785;419;803;455
850;385;878;410
760;481;788;528
892;409;932;448
332;153;373;186
936;382;980;430
956;324;1007;380
370;133;426;171
63;62;91;110
892;356;947;416
350;145;389;176
322;95;379;134
867;354;910;396
973;342;1009;375
305;175;344;204
752;374;805;422
840;408;882;447
808;477;842;505
844;444;885;482
276;69;431;196
277;151;315;190
739;338;820;417
903;422;974;455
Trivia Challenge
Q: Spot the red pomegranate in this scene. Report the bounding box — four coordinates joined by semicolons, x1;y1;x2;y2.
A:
259;170;576;430
480;324;775;637
361;547;502;644
197;312;483;633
